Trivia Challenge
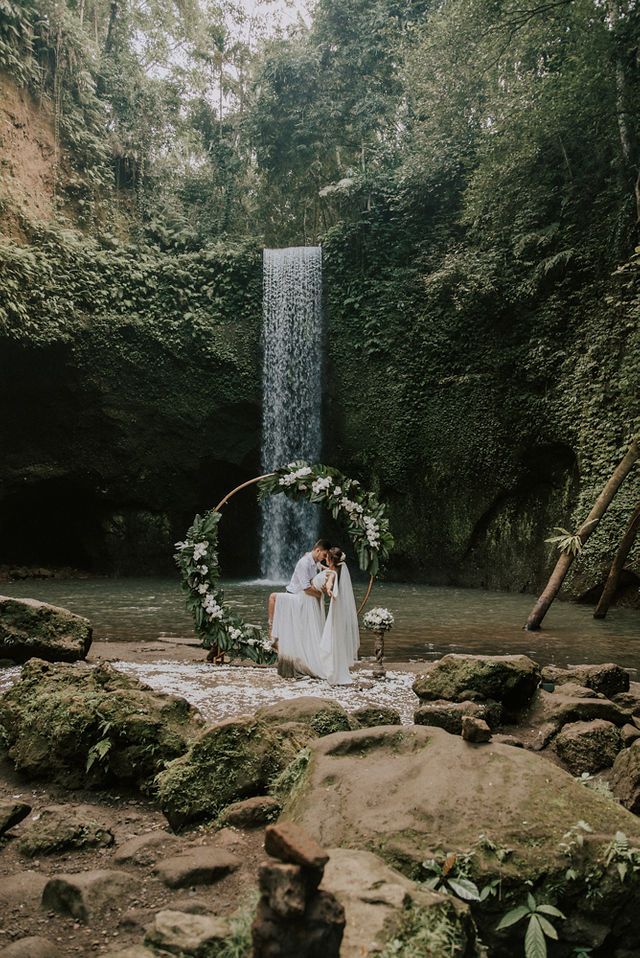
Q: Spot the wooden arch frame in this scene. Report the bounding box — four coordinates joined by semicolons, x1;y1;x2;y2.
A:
214;473;375;614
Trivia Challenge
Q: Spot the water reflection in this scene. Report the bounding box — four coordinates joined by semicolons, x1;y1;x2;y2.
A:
1;577;639;675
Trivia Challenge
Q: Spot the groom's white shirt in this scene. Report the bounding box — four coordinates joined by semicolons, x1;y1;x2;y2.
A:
286;552;319;594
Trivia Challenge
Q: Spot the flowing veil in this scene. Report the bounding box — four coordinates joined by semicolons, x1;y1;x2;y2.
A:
319;561;360;684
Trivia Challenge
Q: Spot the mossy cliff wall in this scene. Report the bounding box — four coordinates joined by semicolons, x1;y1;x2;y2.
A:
0;232;263;574
1;228;638;595
322;223;640;600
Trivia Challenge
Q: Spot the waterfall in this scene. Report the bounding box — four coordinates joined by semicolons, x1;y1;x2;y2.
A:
260;246;323;581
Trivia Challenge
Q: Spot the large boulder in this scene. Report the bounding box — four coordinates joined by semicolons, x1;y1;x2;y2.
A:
520;688;632;750
610;740;640;813
156;715;311;830
412;654;540;710
0;660;201;789
542;663;630;698
321;847;474;958
0;596;92;663
256;697;350;736
553;720;622;775
18;804;114;857
282;725;640;954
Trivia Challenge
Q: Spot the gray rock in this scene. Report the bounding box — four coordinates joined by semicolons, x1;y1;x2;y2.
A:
1;937;62;958
622;724;640;748
258;862;308;918
493;734;524;747
154;847;239;888
550;682;604;699
252;890;345;958
414;699;502;734
0;596;92;663
0;870;49;907
265;821;329;870
542;663;630;698
41;869;133;921
113;830;183;866
102;948;158;958
522;688;633;750
0;800;31;837
145;909;230;956
18;804;114;856
413;654;540;710
349;705;402;728
554;720;622;774
461;715;492;742
217;795;281;829
256;696;350;735
610;740;640;814
321;847;472;958
613;681;640;716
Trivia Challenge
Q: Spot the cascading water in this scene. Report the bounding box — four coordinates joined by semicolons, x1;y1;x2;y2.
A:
260;246;323;580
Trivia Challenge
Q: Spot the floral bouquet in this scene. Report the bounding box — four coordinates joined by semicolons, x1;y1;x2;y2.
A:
362;607;395;632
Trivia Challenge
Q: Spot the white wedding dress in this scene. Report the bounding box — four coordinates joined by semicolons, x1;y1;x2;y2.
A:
315;563;359;685
274;562;359;684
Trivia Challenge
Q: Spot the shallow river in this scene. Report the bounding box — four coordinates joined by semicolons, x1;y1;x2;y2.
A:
2;577;639;676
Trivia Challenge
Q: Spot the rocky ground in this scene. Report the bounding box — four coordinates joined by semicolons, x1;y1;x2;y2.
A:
3;598;640;956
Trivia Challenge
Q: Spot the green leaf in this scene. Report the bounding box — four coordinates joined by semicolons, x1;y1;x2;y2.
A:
525;915;548;958
535;915;558;940
496;905;530;929
536;905;565;919
447;877;481;901
527;892;537;911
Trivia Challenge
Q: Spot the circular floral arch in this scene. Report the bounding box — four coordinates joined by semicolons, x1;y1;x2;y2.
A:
174;461;394;664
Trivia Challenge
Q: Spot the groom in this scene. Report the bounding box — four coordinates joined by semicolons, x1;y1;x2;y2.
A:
268;539;331;643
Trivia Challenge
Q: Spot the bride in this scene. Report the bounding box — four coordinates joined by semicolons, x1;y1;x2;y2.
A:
275;546;359;684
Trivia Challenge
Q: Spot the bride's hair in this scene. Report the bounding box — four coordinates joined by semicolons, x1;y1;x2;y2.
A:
328;546;345;566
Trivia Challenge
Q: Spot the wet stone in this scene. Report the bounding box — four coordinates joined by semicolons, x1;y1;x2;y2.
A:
461;716;492;742
145;909;231;956
217;795;281;829
41;869;133;922
265;821;329;870
1;937;62;958
0;800;31;837
153;847;239;888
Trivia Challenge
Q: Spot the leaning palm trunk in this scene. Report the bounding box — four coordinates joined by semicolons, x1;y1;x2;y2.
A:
593;501;640;619
524;438;639;631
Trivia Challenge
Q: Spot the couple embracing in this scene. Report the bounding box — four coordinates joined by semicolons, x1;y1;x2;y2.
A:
268;539;359;685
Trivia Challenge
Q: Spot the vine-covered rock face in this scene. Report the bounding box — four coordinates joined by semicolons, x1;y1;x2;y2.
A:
0;660;201;790
282;725;640;956
156;716;312;830
0;596;92;663
0;238;263;577
412;654;541;711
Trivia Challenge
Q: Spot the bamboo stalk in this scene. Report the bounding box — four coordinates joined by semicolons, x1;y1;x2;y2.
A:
524;438;639;631
594;501;640;619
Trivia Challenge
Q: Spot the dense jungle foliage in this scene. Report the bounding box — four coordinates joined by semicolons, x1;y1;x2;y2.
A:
0;0;639;591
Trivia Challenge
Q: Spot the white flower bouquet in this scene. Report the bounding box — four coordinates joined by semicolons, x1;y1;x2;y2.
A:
362;607;395;632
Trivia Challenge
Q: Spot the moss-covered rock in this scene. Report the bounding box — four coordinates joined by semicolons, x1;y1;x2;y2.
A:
349;706;402;729
255;697;351;736
412;654;541;710
0;659;201;789
156;715;310;830
18;805;114;857
553;719;622;775
0;596;92;664
282;725;640;955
